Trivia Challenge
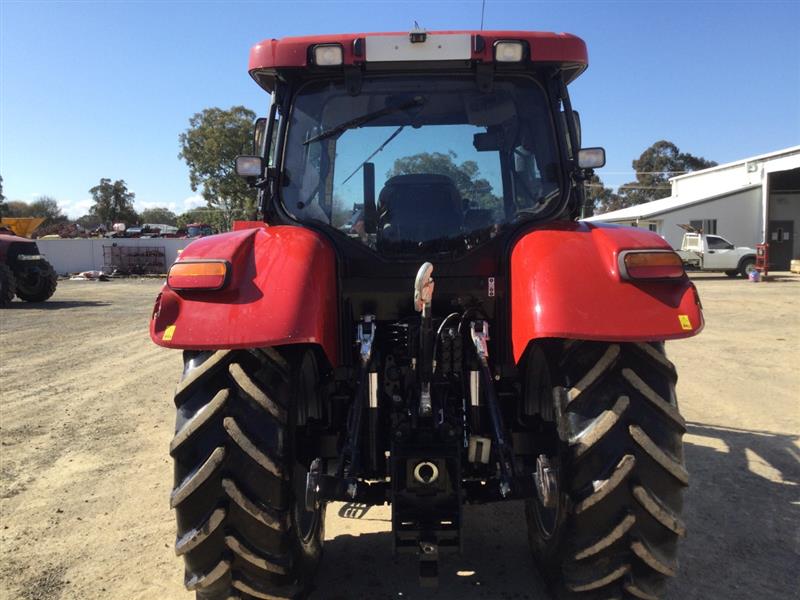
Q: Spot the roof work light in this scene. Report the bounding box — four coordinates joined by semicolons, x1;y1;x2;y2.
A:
312;44;344;66
494;41;525;62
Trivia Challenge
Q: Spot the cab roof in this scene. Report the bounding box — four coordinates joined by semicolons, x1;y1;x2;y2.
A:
248;30;587;92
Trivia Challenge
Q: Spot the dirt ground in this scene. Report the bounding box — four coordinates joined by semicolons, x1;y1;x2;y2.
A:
1;274;798;600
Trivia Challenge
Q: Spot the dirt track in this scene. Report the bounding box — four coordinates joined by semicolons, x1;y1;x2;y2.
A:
1;275;798;600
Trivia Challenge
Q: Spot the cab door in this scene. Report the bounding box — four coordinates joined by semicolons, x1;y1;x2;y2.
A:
702;235;736;269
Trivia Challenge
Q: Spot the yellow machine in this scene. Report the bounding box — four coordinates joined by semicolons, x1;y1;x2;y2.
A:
0;217;46;238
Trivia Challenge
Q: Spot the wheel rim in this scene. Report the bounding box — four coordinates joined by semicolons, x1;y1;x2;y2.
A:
745;263;757;275
294;350;321;547
532;459;564;540
294;486;320;545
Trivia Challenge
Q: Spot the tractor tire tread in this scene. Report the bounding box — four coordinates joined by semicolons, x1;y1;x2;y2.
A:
174;350;233;405
570;395;629;458
14;260;57;302
171;349;321;600
228;363;287;423
527;342;687;599
566;344;621;405
176;508;227;556
170;389;230;455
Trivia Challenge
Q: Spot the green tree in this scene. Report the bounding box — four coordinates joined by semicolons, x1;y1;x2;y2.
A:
140;207;178;226
0;175;6;218
28;196;67;226
611;140;716;211
75;214;104;231
4;201;32;217
89;178;139;226
176;207;226;231
387;151;499;209
178;106;258;231
583;174;619;216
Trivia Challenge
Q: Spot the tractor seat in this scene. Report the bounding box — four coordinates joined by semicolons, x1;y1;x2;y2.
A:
377;174;463;246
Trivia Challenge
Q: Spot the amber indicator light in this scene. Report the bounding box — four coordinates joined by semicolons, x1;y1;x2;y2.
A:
622;251;684;280
167;261;229;290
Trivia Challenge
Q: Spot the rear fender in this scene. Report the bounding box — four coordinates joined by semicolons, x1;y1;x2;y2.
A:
510;221;703;363
150;225;338;366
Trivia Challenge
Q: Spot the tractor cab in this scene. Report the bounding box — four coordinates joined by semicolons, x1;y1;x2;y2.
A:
237;30;603;258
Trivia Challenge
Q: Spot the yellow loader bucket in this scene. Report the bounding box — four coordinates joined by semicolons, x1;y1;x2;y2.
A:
0;217;46;237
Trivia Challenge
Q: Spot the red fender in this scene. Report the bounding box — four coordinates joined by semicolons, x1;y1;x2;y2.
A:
150;225;338;366
510;221;704;363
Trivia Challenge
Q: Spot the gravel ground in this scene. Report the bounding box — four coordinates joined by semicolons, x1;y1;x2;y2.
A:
0;274;798;600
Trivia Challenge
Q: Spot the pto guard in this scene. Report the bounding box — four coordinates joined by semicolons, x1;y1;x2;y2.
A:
510;221;703;363
150;225;338;366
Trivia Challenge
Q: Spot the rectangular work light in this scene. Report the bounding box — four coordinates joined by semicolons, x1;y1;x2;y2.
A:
312;44;344;66
494;40;525;63
167;260;230;290
619;250;685;280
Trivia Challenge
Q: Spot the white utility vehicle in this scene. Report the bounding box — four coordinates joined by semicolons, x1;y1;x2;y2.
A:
676;227;757;278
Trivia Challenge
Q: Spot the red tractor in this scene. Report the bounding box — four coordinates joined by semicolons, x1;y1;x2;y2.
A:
151;29;703;600
0;228;58;307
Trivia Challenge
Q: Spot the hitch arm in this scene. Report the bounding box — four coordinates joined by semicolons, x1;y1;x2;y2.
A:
337;315;375;497
470;320;516;497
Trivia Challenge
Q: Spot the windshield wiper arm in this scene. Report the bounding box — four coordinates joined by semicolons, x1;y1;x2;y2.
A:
341;125;405;185
303;96;425;145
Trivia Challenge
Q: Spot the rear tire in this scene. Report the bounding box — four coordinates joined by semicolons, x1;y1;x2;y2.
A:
170;348;324;600
15;260;57;302
525;341;687;599
0;264;15;307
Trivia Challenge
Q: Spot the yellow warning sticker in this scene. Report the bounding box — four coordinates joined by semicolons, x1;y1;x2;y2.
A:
162;325;176;341
678;315;692;331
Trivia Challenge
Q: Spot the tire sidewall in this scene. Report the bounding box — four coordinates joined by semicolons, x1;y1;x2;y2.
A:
286;348;325;584
0;264;15;306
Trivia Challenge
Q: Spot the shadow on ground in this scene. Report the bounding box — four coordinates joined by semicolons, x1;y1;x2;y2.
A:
5;300;112;310
317;500;547;600
314;423;799;599
676;422;799;600
688;272;799;283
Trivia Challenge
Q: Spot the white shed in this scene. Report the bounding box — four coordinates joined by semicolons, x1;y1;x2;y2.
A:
584;146;800;270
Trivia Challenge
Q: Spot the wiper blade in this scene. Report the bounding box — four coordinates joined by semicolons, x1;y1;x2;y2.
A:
341;125;405;185
303;96;425;145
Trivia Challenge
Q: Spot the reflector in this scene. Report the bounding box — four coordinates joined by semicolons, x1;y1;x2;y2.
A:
620;251;684;280
313;44;343;66
168;261;229;290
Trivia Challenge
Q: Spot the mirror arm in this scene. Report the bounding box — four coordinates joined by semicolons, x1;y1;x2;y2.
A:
557;77;581;162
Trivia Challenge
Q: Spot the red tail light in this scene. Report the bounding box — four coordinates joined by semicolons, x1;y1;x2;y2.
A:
619;250;685;280
167;260;229;290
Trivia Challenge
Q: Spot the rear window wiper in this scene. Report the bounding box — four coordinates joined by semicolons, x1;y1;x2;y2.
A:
303;96;425;145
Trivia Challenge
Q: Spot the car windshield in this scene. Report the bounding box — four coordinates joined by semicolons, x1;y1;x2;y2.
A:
282;75;562;254
187;225;212;237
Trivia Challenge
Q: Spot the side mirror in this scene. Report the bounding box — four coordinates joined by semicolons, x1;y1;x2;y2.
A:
253;117;268;155
235;155;264;179
578;147;606;169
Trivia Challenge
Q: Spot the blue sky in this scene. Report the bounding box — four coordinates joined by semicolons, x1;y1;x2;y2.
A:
1;0;798;218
